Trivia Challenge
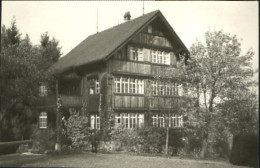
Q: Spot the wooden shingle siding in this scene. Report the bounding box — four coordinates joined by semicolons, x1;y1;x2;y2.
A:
114;95;145;108
112;60;151;75
131;33;173;48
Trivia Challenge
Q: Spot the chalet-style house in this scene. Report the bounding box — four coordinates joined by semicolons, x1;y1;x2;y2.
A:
39;10;189;130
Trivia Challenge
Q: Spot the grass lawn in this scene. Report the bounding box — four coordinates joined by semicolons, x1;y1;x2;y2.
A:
0;152;251;168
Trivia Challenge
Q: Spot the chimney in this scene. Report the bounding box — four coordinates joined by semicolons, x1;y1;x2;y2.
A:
124;11;131;22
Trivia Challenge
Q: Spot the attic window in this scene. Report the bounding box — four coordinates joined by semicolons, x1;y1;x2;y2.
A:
148;25;152;33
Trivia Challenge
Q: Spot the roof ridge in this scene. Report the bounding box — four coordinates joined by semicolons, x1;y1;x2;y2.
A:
88;10;160;38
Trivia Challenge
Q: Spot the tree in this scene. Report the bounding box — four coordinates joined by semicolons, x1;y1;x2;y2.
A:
186;30;256;158
39;32;62;70
0;19;62;142
0;21;42;141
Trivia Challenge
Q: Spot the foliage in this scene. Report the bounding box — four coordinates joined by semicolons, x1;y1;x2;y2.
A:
109;126;186;154
229;133;258;167
30;124;56;153
185;30;256;158
63;109;91;150
0;18;62;142
39;32;62;70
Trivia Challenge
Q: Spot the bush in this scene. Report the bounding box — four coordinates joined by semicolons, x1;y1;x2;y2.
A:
30;124;56;153
0;144;19;155
229;133;258;167
63;109;91;150
109;126;186;154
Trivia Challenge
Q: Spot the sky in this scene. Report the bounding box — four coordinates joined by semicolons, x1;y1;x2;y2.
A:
2;1;259;75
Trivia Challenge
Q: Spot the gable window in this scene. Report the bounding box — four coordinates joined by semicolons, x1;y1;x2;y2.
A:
130;47;143;61
165;53;171;65
39;85;47;96
89;78;100;95
39;112;47;128
151;50;171;65
90;114;100;129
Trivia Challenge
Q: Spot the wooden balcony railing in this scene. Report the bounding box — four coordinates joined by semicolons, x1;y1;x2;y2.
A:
60;95;82;106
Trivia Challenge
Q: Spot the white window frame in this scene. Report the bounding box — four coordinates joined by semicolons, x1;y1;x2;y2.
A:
137;49;143;61
152;114;183;128
90;114;100;129
159;82;164;95
116;113;144;129
39;112;47;128
158;51;163;64
115;77;121;93
39;85;47;97
178;85;183;96
165;52;171;65
151;50;157;63
152;81;158;95
95;79;100;94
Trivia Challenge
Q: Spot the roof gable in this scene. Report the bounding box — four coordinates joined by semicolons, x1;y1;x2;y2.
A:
51;10;188;74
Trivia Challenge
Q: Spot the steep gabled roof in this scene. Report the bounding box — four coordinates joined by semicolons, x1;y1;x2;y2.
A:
51;10;188;74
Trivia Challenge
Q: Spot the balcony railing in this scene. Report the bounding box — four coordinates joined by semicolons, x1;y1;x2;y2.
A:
60;95;82;106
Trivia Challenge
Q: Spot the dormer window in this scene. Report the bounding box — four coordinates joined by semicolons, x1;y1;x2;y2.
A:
39;84;47;96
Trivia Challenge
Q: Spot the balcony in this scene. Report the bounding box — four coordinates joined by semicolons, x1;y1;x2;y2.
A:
60;95;82;106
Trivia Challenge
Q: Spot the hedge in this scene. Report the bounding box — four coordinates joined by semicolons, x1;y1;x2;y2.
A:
229;133;258;167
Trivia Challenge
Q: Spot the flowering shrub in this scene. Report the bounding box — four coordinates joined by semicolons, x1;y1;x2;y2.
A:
63;109;91;150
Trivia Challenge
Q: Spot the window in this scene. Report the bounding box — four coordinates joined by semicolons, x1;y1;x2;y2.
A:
115;77;121;93
148;25;152;33
130;49;138;61
122;78;129;93
151;81;179;96
151;50;157;63
158;51;163;64
95;80;100;94
130;79;136;94
130;47;143;61
39;85;47;96
150;50;171;65
178;85;183;96
115;77;144;94
39;112;47;128
165;53;171;65
137;49;143;61
90;114;100;129
152;114;183;128
152;81;158;95
89;78;100;95
115;113;144;129
165;83;171;96
159;82;164;95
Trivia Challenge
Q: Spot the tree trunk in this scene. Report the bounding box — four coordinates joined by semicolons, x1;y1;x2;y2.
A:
55;80;61;152
200;128;208;158
165;127;169;156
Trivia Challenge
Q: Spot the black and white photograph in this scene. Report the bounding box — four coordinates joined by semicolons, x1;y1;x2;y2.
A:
0;1;258;167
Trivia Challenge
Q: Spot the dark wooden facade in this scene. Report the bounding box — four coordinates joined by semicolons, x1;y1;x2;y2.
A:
55;20;189;129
